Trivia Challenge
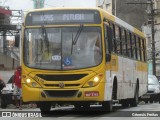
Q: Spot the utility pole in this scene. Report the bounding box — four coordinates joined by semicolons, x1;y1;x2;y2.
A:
150;0;156;75
127;0;156;75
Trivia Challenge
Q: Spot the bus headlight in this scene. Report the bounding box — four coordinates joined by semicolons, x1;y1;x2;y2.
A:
25;78;41;88
26;79;31;83
83;75;102;88
94;77;99;82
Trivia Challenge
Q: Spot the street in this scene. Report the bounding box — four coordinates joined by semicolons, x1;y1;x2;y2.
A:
0;102;160;119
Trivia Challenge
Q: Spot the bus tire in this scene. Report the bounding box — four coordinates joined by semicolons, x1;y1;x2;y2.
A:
150;101;153;103
102;101;113;112
39;102;51;113
121;100;129;108
145;101;148;104
130;84;139;107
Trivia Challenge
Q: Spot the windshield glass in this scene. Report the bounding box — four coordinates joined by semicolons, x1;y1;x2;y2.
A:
148;76;159;85
24;27;102;70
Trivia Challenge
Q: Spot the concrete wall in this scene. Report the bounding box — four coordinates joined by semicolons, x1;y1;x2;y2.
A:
0;53;19;70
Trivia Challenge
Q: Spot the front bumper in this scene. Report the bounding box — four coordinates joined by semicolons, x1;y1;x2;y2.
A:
22;82;105;102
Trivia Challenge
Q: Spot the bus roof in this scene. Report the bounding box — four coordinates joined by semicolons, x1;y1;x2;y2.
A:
100;8;145;38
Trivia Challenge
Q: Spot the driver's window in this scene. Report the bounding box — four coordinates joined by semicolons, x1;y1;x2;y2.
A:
104;24;113;54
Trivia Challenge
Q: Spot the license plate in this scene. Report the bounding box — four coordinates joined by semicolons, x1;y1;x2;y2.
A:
85;91;99;97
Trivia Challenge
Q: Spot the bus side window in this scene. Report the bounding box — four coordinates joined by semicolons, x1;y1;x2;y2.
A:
129;33;133;58
111;24;117;53
134;35;138;60
137;37;141;61
104;25;113;61
124;30;128;56
115;25;121;55
121;29;127;56
142;39;146;61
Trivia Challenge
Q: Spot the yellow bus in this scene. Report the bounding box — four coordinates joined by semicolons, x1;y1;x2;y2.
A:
21;8;148;112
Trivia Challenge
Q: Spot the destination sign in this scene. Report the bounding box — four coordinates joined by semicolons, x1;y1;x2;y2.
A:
25;10;101;25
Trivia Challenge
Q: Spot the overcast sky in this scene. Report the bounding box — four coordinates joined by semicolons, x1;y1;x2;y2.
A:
1;0;97;12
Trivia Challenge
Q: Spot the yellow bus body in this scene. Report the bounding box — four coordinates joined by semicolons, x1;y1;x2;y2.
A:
21;8;147;110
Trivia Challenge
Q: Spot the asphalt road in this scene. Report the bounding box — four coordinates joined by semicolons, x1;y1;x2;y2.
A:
0;102;160;119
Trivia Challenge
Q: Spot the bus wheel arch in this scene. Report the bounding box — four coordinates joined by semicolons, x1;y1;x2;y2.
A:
130;79;139;107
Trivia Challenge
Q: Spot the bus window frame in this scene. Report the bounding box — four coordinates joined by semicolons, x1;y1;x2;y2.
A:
134;35;138;60
124;30;128;56
129;32;133;58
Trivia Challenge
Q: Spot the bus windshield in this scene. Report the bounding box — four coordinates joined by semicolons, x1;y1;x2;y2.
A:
24;26;102;70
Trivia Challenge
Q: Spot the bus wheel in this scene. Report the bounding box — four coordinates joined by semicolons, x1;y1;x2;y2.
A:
102;101;113;112
150;101;153;103
130;85;139;107
39;102;51;113
121;100;129;108
145;101;148;104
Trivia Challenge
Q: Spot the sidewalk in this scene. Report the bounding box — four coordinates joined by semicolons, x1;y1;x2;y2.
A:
0;70;14;83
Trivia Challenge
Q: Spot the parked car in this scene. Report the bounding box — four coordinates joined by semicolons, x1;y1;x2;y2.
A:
140;75;160;103
1;75;20;108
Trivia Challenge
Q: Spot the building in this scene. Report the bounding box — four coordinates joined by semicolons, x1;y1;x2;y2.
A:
143;0;160;76
97;0;148;30
0;6;11;53
115;0;148;30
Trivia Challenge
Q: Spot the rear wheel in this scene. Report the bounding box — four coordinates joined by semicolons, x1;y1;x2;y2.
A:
39;102;51;113
145;101;148;104
130;84;139;107
150;101;153;103
121;100;129;108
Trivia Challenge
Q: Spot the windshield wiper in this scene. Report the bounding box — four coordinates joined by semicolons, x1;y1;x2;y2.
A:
73;24;83;45
71;25;83;54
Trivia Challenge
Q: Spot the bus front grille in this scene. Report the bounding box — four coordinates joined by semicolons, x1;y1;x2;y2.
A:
44;84;80;87
37;74;87;81
44;90;78;97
